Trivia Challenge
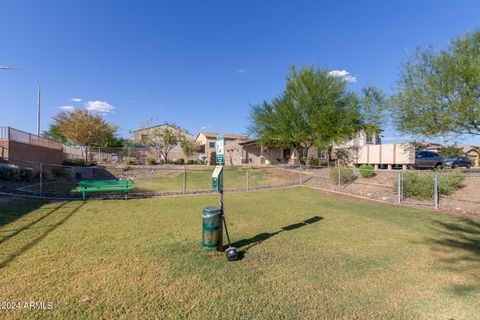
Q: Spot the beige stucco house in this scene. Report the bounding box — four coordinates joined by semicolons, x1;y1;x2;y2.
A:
224;130;416;169
133;123;193;145
459;144;479;166
195;132;248;164
132;123;194;162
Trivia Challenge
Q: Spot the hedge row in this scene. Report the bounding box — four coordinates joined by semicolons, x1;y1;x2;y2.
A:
0;164;34;181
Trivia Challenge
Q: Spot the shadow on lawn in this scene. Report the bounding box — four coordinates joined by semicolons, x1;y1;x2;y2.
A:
0;201;84;268
231;216;323;259
427;218;480;296
430;219;480;261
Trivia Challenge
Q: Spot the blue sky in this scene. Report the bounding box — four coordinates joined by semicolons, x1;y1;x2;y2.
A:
1;0;480;145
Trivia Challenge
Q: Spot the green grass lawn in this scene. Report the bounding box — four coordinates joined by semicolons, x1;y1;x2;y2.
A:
134;166;295;193
0;187;479;319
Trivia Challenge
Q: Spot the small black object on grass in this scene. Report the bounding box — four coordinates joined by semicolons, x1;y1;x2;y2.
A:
223;215;238;261
225;246;238;261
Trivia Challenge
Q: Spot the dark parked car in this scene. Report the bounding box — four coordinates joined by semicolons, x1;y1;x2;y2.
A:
443;156;472;169
415;151;443;169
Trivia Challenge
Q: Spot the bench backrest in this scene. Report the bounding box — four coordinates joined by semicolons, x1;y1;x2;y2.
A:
79;180;134;188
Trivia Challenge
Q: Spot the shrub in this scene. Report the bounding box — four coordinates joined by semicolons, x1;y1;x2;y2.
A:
329;167;355;184
63;159;85;166
358;164;375;178
123;157;136;165
176;158;185;165
0;164;18;180
145;157;156;165
309;157;319;166
400;168;465;200
18;167;33;180
187;160;201;165
269;159;279;165
51;167;71;178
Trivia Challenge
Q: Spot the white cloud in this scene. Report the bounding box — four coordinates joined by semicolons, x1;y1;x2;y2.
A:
59;105;75;111
70;98;82;102
85;100;114;113
201;125;212;130
328;69;357;83
237;68;245;73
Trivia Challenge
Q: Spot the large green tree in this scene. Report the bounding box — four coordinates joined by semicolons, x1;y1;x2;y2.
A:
42;124;68;144
249;66;386;164
391;30;480;138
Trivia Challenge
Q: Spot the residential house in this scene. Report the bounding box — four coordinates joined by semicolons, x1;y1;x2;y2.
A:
458;144;479;166
133;123;193;145
132;123;195;162
195;132;248;164
224;130;416;169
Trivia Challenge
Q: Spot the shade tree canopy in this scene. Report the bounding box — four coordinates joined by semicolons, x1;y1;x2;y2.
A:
53;108;114;162
249;65;386;163
391;29;480;138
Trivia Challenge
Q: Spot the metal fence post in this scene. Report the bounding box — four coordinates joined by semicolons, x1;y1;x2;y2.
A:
434;173;439;209
246;167;250;191
397;171;402;203
337;166;341;187
299;165;303;185
39;163;43;197
183;166;187;195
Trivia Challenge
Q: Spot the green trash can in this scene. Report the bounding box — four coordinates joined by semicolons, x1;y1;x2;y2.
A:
202;207;221;249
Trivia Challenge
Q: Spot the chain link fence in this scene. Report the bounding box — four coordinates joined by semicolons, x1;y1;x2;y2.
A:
297;165;480;213
0;158;306;199
1;158;480;215
63;146;206;165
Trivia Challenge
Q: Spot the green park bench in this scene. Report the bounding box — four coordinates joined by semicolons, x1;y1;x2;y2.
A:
77;180;134;201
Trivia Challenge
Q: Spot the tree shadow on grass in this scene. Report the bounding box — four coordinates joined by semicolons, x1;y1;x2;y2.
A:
430;219;480;262
0;201;70;244
231;216;323;259
0;198;56;228
0;201;84;268
425;218;480;297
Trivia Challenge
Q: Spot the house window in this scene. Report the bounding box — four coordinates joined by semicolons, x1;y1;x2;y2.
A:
317;149;327;159
141;134;149;143
209;142;215;148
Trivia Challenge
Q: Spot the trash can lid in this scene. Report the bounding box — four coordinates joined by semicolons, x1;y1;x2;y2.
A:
202;206;221;214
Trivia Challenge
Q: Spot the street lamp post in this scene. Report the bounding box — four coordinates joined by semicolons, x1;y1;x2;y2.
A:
0;66;41;136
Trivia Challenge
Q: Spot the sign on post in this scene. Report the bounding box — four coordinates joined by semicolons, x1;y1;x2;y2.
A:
216;135;224;165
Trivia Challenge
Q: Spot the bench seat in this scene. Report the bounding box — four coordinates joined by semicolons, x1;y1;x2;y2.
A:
77;180;134;200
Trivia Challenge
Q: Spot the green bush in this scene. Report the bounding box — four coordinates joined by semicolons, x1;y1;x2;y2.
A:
329;167;355;184
400;168;465;200
0;164;34;181
309;157;319;166
0;164;18;180
18;167;33;180
176;158;185;165
51;167;71;178
145;157;156;165
358;164;375;178
269;159;279;165
63;159;86;166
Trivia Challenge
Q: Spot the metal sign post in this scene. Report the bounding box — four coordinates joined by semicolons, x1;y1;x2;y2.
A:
215;135;224;252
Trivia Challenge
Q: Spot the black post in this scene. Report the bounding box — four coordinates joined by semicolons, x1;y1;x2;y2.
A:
217;186;224;252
